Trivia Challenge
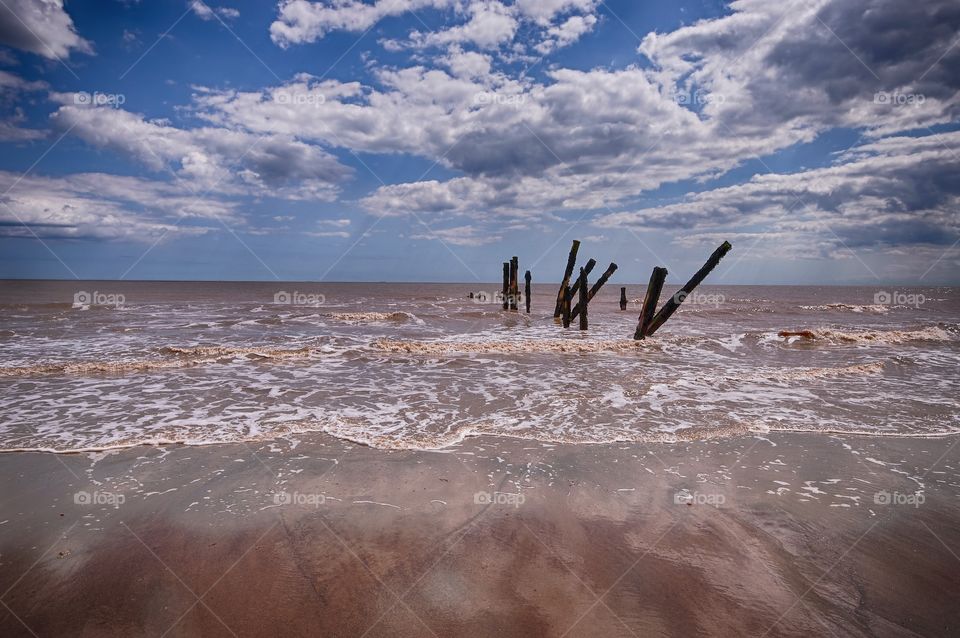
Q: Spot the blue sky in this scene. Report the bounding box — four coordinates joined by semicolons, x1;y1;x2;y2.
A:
0;0;958;284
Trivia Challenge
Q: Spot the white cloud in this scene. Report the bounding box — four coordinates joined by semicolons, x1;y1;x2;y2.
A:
189;1;240;21
534;12;596;53
411;1;517;50
0;0;93;59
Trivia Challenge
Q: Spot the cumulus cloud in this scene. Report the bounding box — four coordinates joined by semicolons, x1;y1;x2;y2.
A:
594;131;960;258
50;97;352;200
0;70;48;141
0;171;234;240
0;0;93;59
189;1;240;21
410;1;517;50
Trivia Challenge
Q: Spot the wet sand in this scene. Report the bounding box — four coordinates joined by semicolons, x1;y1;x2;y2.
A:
1;432;959;637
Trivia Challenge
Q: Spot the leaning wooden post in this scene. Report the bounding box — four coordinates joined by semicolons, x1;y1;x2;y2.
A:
554;240;581;317
645;241;732;336
567;258;596;297
524;271;531;313
578;268;588;330
502;262;509;311
634;267;668;339
570;262;617;321
509;256;519;311
619;287;627;311
561;286;572;328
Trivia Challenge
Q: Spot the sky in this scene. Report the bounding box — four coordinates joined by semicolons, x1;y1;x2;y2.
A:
0;0;957;284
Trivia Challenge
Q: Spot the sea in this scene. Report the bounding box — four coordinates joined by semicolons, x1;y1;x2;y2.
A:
0;280;957;453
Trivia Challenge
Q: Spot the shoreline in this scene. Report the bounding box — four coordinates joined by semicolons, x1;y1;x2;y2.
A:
2;431;958;636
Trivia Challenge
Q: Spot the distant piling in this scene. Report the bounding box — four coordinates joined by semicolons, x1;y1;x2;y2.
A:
619;287;627;311
524;270;531;313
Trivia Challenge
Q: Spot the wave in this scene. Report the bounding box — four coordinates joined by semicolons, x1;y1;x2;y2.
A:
326;311;423;324
799;303;890;313
372;337;652;354
747;361;886;382
777;326;954;345
0;345;316;378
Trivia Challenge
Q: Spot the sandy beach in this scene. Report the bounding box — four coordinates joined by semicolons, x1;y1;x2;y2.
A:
1;432;958;637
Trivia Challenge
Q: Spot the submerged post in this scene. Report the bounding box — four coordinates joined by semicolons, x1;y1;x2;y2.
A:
524;270;531;313
620;287;627;311
570;262;617;321
502;262;510;311
554;240;581;318
645;241;732;336
578;268;588;330
561;286;572;328
509;256;519;311
634;267;668;340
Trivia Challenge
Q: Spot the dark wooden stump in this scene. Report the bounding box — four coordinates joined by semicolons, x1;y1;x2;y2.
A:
509;256;519;311
554;240;581;318
524;270;531;313
634;266;667;340
502;262;509;311
578;267;588;330
619;287;627;311
645;241;731;336
570;262;617;321
561;286;572;328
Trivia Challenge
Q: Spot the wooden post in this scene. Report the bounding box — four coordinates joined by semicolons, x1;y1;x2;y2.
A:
502;262;509;311
634;267;667;340
619;287;627;311
570;262;617;321
561;286;572;328
578;267;588;330
554;240;581;318
524;270;531;313
568;258;596;297
509;256;519;311
645;241;732;336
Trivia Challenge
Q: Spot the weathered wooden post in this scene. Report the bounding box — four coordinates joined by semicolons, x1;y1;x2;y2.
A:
524;271;531;313
561;286;572;328
634;267;667;339
578;268;588;330
645;241;732;336
554;240;581;318
619;287;627;311
570;262;617;321
509;256;519;311
502;262;509;311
